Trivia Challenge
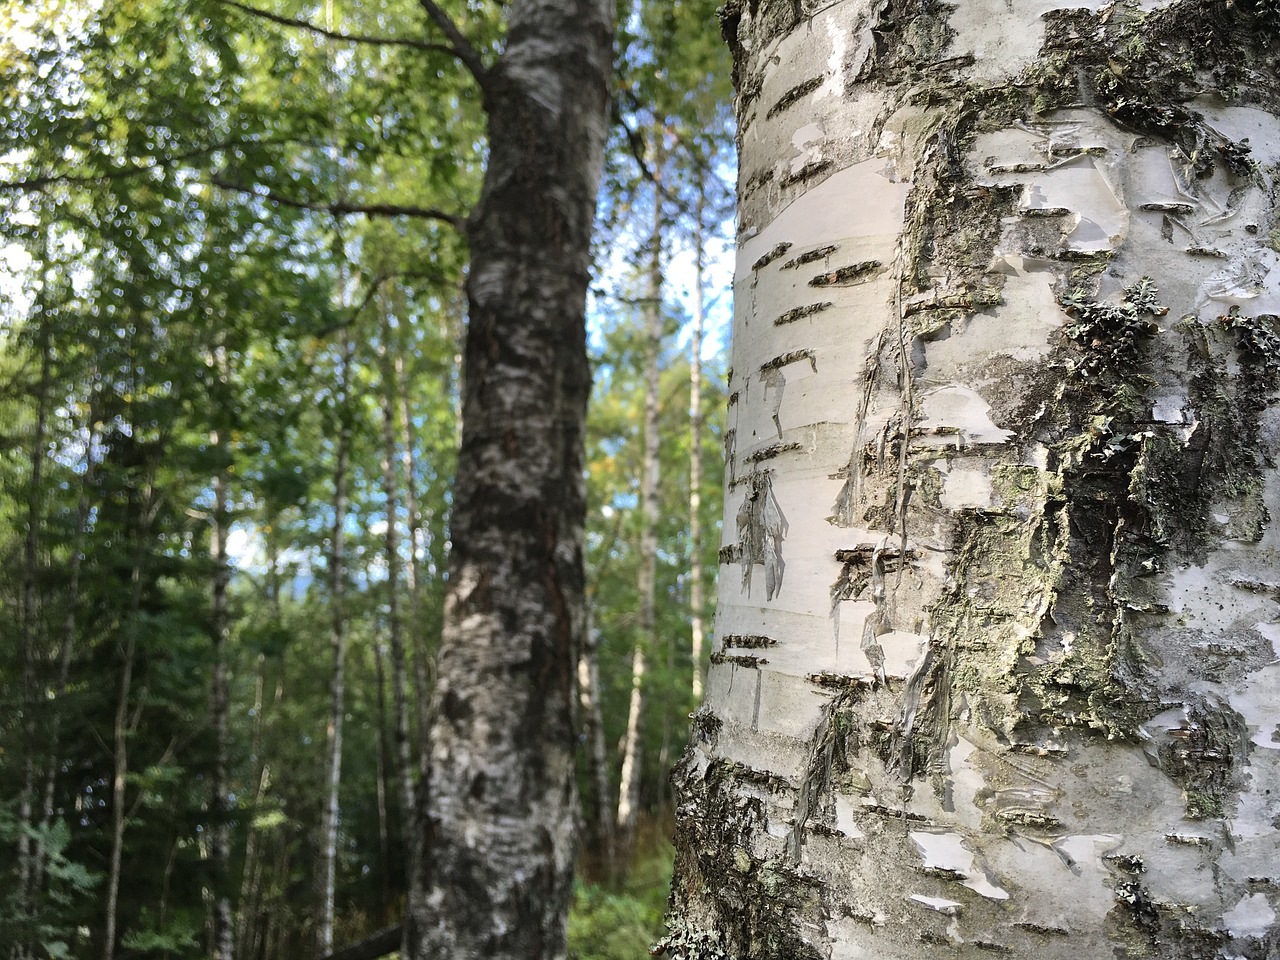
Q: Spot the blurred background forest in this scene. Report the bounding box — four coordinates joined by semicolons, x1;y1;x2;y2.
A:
0;0;734;956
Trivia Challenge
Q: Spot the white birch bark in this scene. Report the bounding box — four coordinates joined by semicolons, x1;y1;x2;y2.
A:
690;192;708;702
666;3;1280;958
617;181;666;859
209;428;234;960
317;329;353;958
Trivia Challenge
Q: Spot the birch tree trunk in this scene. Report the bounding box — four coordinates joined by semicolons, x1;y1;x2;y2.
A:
689;191;708;703
395;347;432;762
666;2;1280;958
15;322;50;932
209;428;234;960
617;178;666;864
376;293;426;937
408;0;614;955
577;600;614;870
317;329;353;959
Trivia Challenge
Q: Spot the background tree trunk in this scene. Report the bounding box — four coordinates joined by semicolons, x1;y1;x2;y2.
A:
666;2;1280;958
409;0;615;956
689;191;707;704
209;423;234;960
617;172;665;865
317;328;353;959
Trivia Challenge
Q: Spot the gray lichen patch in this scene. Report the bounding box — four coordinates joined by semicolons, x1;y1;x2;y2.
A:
759;349;817;374
745;442;803;463
752;241;794;271
807;260;883;287
766;75;825;120
722;634;778;649
781;245;838;269
735;471;787;601
710;652;770;668
774;302;832;326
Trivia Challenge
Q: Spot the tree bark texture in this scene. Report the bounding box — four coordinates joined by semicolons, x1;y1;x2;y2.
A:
409;0;614;956
666;2;1280;958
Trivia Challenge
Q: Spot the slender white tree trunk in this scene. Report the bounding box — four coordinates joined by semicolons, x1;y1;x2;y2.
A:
377;293;426;938
209;424;234;960
395;347;432;763
666;2;1280;958
689;191;707;703
617;177;665;862
577;600;614;868
317;329;353;959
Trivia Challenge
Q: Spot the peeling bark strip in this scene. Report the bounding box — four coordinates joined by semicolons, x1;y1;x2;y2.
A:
411;0;614;957
671;0;1280;958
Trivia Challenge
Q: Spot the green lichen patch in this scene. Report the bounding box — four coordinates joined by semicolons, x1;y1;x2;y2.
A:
651;916;729;960
1219;306;1280;377
666;751;825;960
1156;699;1250;821
1058;277;1166;383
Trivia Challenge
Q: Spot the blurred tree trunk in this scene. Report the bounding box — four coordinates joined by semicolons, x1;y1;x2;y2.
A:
317;328;353;958
209;416;234;960
408;0;615;954
577;600;613;870
377;292;425;936
617;167;665;865
689;190;707;704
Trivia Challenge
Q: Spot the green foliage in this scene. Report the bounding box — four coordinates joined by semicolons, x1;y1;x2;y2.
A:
0;806;99;959
569;832;674;960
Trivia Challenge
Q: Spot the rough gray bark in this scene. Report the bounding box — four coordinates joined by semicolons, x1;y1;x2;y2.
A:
408;0;615;956
665;2;1280;958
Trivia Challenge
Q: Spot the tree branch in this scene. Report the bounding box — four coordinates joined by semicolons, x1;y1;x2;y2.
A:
215;0;456;55
311;269;457;340
0;139;304;194
415;0;490;89
206;176;466;228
